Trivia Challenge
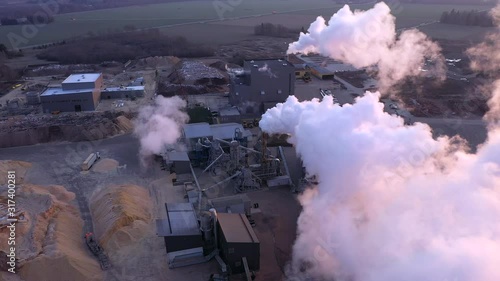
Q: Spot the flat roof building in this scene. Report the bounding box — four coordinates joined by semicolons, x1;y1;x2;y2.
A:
217;213;260;274
40;73;103;113
62;73;103;91
229;58;295;116
102;86;145;99
156;203;203;253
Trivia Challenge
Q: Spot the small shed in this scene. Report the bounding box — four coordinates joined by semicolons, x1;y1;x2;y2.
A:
156;203;203;253
217;213;260;274
219;107;241;124
166;151;191;175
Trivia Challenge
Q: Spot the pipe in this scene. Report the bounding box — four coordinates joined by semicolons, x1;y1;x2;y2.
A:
209;208;218;251
190;164;202;212
202;171;241;192
198;152;224;177
215;138;278;159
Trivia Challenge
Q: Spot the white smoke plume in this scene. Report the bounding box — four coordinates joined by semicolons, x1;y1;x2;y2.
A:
467;5;500;124
261;93;500;281
258;63;277;78
261;3;500;280
134;96;189;165
287;2;444;90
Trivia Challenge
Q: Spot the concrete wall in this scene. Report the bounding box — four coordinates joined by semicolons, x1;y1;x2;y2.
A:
41;90;98;113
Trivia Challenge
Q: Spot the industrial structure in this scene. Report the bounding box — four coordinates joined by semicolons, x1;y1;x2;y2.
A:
181;122;252;152
294;54;358;79
155;120;298;279
229;59;295;117
102;86;145;99
40;73;103;112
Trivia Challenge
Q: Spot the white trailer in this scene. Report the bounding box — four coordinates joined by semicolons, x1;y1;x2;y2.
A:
81;152;100;171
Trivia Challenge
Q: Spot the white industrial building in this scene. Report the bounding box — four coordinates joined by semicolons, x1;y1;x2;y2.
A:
40;73;103;113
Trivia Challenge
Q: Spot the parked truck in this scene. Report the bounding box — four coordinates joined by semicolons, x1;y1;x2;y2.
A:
81;152;100;171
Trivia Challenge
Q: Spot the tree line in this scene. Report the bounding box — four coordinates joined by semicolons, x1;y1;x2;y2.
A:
0;15;55;26
36;29;214;64
440;9;494;27
254;23;299;38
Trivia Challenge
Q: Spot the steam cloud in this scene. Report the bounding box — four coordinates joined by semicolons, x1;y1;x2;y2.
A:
261;3;500;281
134;96;189;165
258;63;278;78
467;5;500;124
287;2;444;90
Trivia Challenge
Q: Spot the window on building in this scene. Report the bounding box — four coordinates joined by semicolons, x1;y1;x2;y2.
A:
235;92;239;96
261;91;265;95
277;89;282;94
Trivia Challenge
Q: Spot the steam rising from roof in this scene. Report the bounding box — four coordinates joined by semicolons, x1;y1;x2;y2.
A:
261;2;500;281
134;96;189;166
287;2;444;91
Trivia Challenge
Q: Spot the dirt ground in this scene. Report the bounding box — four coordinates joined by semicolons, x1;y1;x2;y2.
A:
0;133;302;281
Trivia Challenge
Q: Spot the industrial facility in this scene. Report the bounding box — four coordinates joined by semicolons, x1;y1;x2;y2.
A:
102;86;145;99
229;59;295;117
38;73;147;112
154;118;296;280
40;73;103;113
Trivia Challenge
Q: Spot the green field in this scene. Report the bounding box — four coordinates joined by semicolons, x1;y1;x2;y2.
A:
0;1;495;49
0;0;336;48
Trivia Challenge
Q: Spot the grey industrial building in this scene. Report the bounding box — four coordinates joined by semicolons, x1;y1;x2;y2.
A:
40;73;103;113
229;59;295;116
182;122;251;151
156;203;203;253
102;86;145;99
216;213;260;274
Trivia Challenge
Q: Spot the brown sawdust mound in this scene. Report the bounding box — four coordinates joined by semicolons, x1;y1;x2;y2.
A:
92;158;119;173
89;184;152;249
0;180;102;281
116;116;134;132
0;161;31;185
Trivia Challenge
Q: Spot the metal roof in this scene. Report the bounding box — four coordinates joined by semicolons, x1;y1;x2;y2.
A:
103;86;145;92
167;151;190;162
156;203;200;236
217;213;259;244
209;194;251;214
219;107;240;117
210;123;251;140
244;59;294;70
183;123;212;139
40;87;94;96
62;73;101;84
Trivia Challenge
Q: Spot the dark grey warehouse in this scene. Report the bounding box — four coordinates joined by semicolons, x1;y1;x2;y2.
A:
229;59;295;116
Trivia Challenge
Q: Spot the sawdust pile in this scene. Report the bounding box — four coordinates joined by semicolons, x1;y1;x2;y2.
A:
0;183;102;281
90;185;153;252
0;160;31;185
116;115;134;132
92;158;119;173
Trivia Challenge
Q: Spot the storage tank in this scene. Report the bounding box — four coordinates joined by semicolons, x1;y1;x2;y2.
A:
26;92;40;105
200;211;213;242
